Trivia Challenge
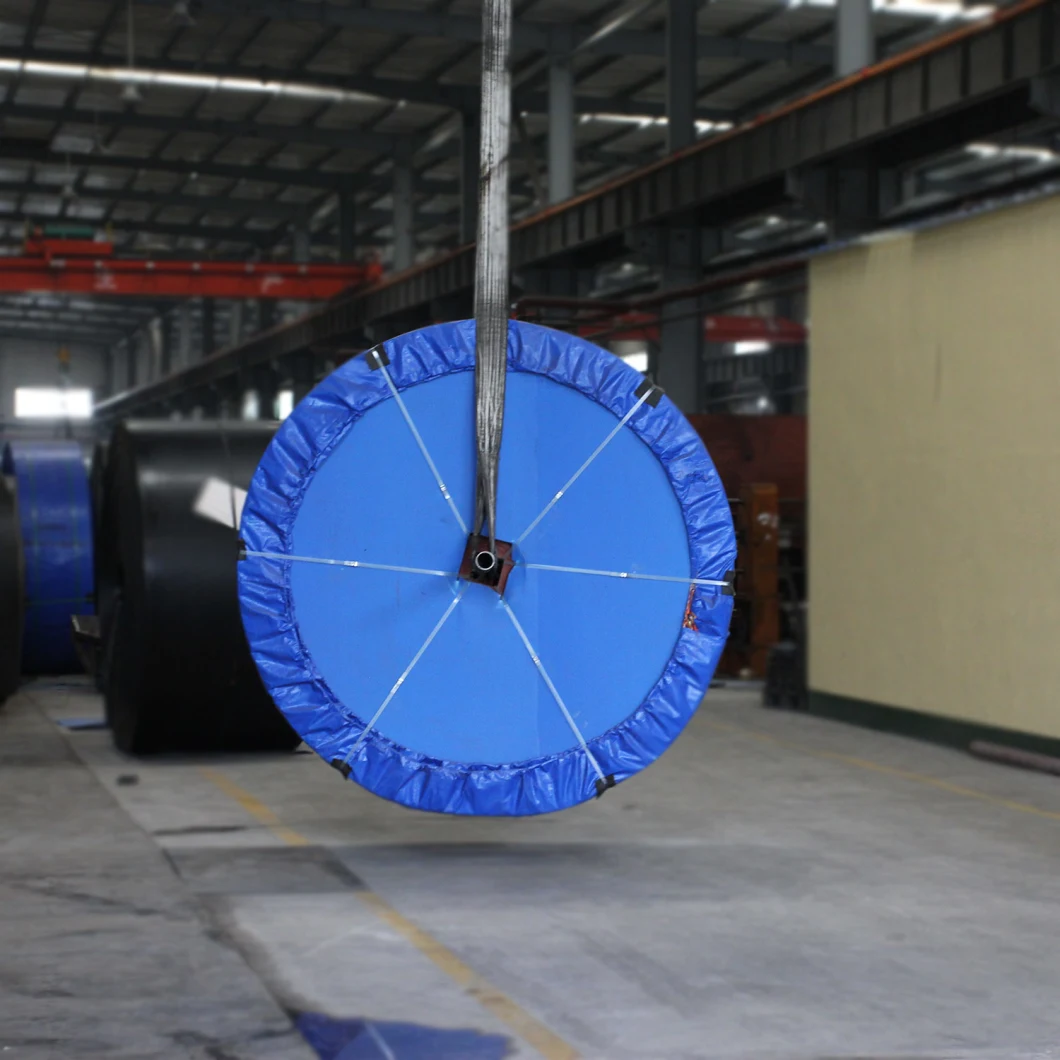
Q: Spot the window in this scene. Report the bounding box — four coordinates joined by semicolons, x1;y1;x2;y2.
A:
14;387;93;419
276;389;294;421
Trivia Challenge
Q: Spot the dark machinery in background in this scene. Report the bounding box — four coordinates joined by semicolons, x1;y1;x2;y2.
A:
0;471;23;704
689;415;807;699
98;422;298;755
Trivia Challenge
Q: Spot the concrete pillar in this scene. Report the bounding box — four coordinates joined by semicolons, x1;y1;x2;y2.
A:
460;109;480;245
148;318;165;381
836;0;873;77
176;302;192;369
392;162;414;272
228;301;244;346
338;178;357;262
201;298;216;355
548;55;575;204
666;0;698;153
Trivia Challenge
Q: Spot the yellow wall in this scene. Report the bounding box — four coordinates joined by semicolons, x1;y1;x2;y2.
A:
809;194;1060;739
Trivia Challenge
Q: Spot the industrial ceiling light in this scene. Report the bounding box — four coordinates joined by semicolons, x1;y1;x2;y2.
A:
0;59;385;107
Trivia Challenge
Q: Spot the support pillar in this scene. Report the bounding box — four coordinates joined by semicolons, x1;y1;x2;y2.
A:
666;0;697;154
201;298;216;356
148;317;165;381
176;302;192;369
460;109;480;245
658;227;702;414
338;177;357;262
836;0;873;77
548;54;575;204
392;161;414;272
228;301;244;346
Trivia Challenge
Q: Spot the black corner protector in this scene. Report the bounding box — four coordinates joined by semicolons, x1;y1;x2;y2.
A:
366;346;390;370
634;378;663;407
594;774;617;799
722;569;736;596
330;758;352;779
237;538;247;561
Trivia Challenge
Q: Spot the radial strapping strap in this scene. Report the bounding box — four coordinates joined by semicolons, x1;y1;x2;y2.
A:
515;388;650;546
241;549;458;579
500;597;611;792
521;562;733;591
338;586;468;770
369;351;468;536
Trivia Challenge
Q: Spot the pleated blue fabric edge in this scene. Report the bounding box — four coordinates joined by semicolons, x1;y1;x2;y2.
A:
238;320;736;816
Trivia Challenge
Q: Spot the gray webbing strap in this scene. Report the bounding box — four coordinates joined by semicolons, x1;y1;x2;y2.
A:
473;0;512;553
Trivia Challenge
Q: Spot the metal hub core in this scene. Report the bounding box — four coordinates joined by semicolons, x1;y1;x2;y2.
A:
458;534;513;593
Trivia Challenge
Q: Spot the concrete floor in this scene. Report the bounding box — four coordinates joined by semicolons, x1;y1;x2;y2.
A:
3;679;1060;1060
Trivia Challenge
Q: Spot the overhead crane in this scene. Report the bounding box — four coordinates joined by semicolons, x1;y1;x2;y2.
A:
0;235;382;300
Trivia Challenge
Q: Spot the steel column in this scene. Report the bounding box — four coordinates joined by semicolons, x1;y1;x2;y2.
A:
836;0;873;76
228;301;244;347
658;228;702;413
548;54;575;204
666;0;698;153
202;298;216;356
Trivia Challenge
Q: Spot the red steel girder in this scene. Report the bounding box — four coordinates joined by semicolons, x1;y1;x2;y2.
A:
0;240;382;299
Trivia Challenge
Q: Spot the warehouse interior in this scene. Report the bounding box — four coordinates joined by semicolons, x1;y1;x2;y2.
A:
3;1;1060;1058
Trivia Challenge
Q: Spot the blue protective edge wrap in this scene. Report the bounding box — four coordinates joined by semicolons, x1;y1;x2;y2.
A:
2;440;94;674
238;320;735;816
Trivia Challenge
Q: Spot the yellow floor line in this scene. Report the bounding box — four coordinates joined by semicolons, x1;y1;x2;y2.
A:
704;718;1060;824
198;767;579;1060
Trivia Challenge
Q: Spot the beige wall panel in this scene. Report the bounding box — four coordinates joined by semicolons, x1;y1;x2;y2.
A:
809;194;1060;739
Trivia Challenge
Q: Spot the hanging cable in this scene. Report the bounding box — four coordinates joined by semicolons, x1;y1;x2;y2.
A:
473;0;513;556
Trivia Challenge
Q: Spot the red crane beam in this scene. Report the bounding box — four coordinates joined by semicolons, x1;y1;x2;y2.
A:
0;239;383;299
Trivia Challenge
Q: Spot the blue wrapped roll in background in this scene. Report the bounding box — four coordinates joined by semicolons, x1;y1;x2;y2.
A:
1;441;94;674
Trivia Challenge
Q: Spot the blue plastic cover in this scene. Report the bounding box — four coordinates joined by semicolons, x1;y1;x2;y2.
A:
2;441;94;674
239;321;735;816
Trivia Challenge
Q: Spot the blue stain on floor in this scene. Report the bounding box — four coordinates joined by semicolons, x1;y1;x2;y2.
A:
294;1012;511;1059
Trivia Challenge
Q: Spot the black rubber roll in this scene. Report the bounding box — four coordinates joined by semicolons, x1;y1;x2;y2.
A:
0;473;24;704
99;421;299;754
88;440;108;586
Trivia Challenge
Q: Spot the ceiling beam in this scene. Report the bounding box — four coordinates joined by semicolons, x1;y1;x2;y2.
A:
0;140;345;189
135;0;831;64
4;180;314;220
0;209;283;248
4;102;419;154
0;141;463;199
0;47;733;121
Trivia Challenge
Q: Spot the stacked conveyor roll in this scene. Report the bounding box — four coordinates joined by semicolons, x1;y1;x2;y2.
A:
1;441;94;674
0;470;23;703
99;421;299;754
